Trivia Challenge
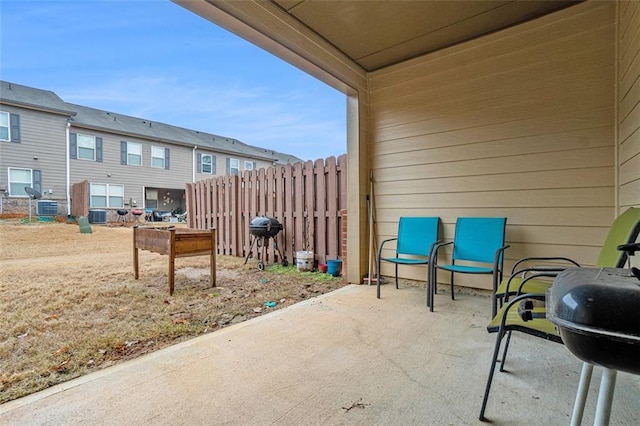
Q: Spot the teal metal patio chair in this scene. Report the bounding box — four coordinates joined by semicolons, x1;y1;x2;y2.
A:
376;217;440;302
430;217;509;313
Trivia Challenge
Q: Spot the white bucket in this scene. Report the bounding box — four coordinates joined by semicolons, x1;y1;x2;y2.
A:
296;251;314;271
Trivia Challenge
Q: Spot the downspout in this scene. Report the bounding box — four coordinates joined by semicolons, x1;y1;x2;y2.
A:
65;121;71;216
192;145;198;182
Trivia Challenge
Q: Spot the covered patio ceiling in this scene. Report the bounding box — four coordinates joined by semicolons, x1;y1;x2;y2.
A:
176;0;582;76
271;0;581;72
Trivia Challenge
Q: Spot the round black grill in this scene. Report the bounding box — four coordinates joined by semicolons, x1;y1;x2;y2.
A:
249;216;283;238
245;216;287;269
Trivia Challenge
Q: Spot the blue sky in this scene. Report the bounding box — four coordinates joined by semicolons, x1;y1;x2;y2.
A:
0;0;347;161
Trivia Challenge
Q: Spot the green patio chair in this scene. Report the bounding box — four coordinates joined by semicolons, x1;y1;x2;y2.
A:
479;208;640;421
429;217;509;312
376;217;440;301
494;207;640;313
478;289;561;422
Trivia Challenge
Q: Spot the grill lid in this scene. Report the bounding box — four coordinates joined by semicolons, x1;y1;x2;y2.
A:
547;267;640;374
249;216;283;237
547;268;640;338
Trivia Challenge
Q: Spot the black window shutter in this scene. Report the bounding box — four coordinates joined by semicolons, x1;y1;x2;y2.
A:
70;133;77;159
165;148;170;170
253;161;257;170
10;113;20;142
96;137;103;162
197;153;202;173
120;141;127;165
212;156;216;174
32;169;42;193
226;157;230;175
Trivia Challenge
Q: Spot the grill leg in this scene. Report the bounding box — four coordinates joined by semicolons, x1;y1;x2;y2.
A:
594;368;617;426
244;237;257;264
570;362;593;426
259;237;266;269
273;240;286;265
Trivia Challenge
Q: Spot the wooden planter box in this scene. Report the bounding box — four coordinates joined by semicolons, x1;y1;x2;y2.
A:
133;226;216;295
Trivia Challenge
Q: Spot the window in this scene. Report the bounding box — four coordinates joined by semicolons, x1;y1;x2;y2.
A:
78;134;96;160
70;133;102;161
228;158;240;175
202;155;212;173
244;160;255;171
197;153;215;174
145;189;158;209
0;112;9;141
123;142;142;166
9;168;30;196
90;183;124;208
151;146;169;169
0;111;20;142
8;168;41;196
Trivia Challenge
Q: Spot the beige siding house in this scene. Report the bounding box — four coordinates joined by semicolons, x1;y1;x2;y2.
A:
0;81;300;220
174;0;640;287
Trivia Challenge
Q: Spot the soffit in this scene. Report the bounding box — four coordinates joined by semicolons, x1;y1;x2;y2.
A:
272;0;581;72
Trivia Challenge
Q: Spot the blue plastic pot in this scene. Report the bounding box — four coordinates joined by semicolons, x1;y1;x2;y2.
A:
326;259;342;277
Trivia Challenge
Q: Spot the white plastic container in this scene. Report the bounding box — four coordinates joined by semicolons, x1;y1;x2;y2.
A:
296;251;314;271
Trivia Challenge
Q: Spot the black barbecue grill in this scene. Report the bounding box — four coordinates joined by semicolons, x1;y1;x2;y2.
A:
244;216;288;270
548;267;640;424
116;209;128;222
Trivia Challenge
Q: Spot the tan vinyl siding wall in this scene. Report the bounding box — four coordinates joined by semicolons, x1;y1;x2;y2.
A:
0;106;68;199
368;2;616;288
194;151;275;181
618;0;640;209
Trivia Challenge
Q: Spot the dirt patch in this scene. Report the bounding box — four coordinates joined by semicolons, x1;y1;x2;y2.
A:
0;221;346;403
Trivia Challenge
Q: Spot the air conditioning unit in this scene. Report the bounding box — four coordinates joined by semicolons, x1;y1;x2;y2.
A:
36;200;58;216
88;209;107;224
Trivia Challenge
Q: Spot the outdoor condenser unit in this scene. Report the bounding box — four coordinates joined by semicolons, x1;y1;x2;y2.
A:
36;200;58;216
88;210;107;224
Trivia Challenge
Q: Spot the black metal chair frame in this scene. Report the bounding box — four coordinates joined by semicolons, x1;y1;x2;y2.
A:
479;277;562;422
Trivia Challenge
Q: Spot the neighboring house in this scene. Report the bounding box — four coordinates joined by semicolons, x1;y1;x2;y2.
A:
0;80;301;220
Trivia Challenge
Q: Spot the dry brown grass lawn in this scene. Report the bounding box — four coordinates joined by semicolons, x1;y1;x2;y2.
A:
0;220;346;404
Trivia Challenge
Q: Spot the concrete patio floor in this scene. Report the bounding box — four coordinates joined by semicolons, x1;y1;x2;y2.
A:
1;284;638;425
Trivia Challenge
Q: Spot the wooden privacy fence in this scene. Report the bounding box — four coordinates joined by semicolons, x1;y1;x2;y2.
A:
185;155;347;266
71;180;89;217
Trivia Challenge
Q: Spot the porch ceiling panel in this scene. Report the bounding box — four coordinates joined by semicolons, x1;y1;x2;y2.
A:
273;0;581;72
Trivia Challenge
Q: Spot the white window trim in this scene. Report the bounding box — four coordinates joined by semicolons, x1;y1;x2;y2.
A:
77;133;96;161
7;167;32;197
229;158;240;175
90;183;125;208
0;111;9;141
127;142;142;166
151;145;165;169
244;160;254;171
201;154;213;174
